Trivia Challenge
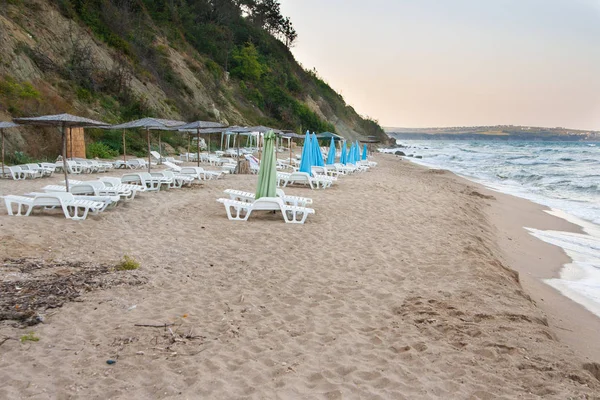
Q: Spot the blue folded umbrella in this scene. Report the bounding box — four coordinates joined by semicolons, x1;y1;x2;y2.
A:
299;130;313;174
312;133;325;167
340;141;347;165
362;144;368;160
326;137;336;165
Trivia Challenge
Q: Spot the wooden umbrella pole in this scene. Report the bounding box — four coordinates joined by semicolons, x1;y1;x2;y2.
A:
1;129;5;178
62;123;69;192
147;127;151;173
196;128;200;167
187;133;190;161
69;127;73;160
122;129;126;163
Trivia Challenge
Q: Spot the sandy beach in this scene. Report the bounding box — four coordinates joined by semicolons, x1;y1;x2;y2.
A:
1;154;599;399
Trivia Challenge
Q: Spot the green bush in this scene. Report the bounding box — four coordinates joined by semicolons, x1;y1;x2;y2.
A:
231;43;265;82
10;151;36;165
205;59;223;80
87;142;118;159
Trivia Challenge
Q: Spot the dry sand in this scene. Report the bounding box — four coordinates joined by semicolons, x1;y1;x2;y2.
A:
0;155;599;399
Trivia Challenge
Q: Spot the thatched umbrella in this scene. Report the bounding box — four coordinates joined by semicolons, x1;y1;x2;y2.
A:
0;121;19;178
110;118;186;172
13;113;108;191
172;121;226;167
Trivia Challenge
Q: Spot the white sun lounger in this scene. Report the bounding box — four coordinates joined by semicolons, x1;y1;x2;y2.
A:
224;189;313;207
164;161;223;180
282;172;333;189
283;172;314;189
99;177;145;195
216;197;314;224
64;180;135;200
38;187;119;211
5;166;41;180
150;171;191;188
2;192;105;220
121;172;165;191
21;163;53;177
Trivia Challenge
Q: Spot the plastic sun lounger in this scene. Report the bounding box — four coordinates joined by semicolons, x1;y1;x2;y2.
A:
164;161;223;180
2;192;105;220
31;191;115;214
184;166;224;180
161;170;194;187
66;180;135;200
22;163;52;177
6;166;40;180
224;189;313;208
38;187;119;211
286;172;334;189
216;197;315;224
151;171;191;189
121;173;165;191
99;177;145;195
283;172;314;189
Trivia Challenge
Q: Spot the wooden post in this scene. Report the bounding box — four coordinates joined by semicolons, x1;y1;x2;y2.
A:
122;129;126;163
69;127;73;160
147;127;151;173
1;129;4;178
62;123;69;192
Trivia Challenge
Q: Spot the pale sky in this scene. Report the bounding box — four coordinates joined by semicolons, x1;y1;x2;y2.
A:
279;0;600;130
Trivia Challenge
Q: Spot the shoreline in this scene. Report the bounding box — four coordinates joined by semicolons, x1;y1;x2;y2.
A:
1;154;599;398
406;157;600;363
484;188;600;363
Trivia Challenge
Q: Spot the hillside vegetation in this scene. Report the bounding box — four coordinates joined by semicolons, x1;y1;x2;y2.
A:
0;0;386;161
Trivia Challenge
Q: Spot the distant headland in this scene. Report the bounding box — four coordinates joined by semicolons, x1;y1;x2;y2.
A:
384;125;600;141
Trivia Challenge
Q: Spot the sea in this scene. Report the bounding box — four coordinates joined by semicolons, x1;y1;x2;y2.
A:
382;140;600;318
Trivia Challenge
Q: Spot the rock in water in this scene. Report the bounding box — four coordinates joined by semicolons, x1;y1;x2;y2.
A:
394;151;405;156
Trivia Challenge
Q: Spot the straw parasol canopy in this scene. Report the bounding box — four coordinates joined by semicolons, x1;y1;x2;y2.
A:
173;120;226;166
110;118;186;171
0;121;19;178
13;113;108;191
316;131;344;141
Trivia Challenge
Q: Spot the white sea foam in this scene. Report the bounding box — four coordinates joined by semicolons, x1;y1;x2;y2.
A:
527;226;600;318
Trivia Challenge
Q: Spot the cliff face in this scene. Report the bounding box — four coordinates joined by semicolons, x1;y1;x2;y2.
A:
0;0;386;160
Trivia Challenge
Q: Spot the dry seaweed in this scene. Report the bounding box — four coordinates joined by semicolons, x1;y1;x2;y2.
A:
0;258;147;326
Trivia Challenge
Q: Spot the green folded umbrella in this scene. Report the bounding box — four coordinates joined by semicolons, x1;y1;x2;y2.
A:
255;130;277;199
